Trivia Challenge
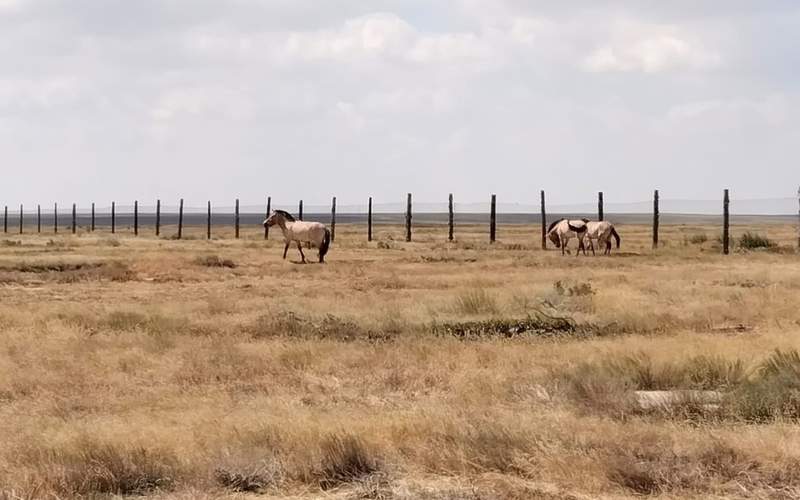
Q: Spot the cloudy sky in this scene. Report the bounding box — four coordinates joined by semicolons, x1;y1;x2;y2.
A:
1;0;799;209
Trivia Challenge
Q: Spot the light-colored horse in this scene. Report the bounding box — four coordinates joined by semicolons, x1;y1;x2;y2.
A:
263;210;331;263
547;219;588;256
581;219;621;255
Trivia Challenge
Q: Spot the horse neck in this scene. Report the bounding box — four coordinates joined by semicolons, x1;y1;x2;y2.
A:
276;218;292;238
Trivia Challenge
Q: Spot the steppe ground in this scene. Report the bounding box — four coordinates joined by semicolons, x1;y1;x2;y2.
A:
1;220;800;499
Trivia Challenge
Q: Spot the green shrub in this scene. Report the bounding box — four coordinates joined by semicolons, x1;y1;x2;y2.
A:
739;232;776;250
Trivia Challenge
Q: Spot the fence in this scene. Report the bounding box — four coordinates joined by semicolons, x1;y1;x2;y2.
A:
2;190;800;253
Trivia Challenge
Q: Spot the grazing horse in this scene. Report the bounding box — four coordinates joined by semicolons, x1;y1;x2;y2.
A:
547;219;588;256
581;219;621;255
263;210;331;263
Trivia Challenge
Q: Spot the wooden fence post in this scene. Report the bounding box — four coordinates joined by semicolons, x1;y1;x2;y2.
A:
37;205;41;233
235;198;240;239
72;203;76;234
723;189;730;255
598;192;604;221
3;206;6;233
155;200;161;236
264;197;271;240
18;204;23;234
178;199;184;239
405;193;412;242
54;203;58;233
134;201;138;236
299;200;303;221
91;203;95;232
367;197;373;242
448;193;454;241
653;190;659;249
490;194;497;243
111;202;116;234
330;196;336;242
207;201;212;240
540;190;547;250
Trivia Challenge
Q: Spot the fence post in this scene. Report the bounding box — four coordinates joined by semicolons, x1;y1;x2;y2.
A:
330;196;336;242
367;197;373;242
235;198;240;239
723;189;730;255
448;193;454;241
490;194;497;243
72;203;76;234
207;201;212;240
155;199;161;236
133;201;138;236
405;193;412;242
19;204;23;234
299;200;303;221
264;197;271;240
91;203;95;232
540;190;547;250
598;192;604;221
54;203;58;233
37;205;41;233
3;206;6;233
653;190;659;249
111;202;116;234
178;198;184;239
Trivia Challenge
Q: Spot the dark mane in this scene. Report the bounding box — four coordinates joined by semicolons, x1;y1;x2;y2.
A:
274;209;295;221
546;218;565;233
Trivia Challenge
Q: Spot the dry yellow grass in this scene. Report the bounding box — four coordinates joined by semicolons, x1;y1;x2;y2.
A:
0;221;799;499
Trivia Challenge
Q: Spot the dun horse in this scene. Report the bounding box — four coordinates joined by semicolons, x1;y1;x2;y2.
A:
547;219;588;256
264;210;331;263
581;219;621;255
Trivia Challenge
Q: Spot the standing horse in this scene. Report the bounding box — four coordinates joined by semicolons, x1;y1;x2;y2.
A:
547;219;588;256
581;219;621;255
264;210;331;263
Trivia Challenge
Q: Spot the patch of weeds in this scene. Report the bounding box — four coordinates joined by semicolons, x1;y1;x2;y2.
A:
194;255;236;268
215;460;284;493
37;442;178;496
739;232;776;250
553;280;594;297
725;349;800;422
452;289;499;315
248;311;310;338
0;261;135;283
0;240;21;246
376;241;396;250
688;233;708;245
433;310;594;339
318;434;380;490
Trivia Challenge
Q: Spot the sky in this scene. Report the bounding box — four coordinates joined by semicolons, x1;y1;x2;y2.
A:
1;0;799;209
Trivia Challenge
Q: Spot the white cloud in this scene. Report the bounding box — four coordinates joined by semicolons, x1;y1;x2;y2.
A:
583;22;722;73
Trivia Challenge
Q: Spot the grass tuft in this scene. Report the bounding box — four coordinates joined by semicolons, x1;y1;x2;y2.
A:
318;434;380;490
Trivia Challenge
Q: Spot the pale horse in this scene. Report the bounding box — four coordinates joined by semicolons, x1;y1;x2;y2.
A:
581;219;621;255
547;219;589;256
263;210;331;263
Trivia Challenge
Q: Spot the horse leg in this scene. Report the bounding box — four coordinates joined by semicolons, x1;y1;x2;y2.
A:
590;239;596;256
296;242;307;263
283;242;289;259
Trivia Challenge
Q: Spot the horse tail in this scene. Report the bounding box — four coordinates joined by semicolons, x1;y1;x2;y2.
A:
319;227;331;262
610;226;621;248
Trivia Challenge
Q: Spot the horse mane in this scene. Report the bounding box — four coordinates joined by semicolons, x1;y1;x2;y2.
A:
546;218;564;234
274;209;295;221
581;218;590;223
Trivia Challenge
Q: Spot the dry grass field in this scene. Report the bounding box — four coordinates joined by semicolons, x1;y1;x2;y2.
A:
1;220;800;499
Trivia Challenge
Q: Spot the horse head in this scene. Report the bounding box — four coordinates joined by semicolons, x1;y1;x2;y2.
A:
264;209;296;228
548;231;561;248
